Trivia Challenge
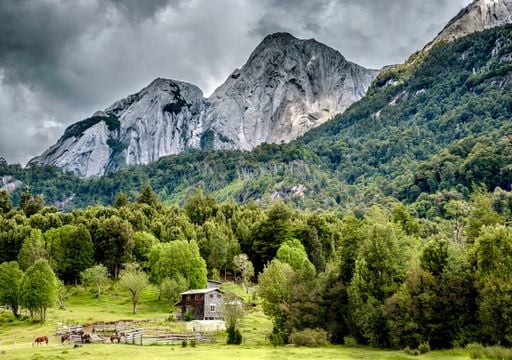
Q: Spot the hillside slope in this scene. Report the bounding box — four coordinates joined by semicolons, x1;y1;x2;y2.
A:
2;25;510;211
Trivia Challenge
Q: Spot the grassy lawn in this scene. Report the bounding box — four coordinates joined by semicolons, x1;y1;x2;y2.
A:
0;283;472;359
0;344;470;360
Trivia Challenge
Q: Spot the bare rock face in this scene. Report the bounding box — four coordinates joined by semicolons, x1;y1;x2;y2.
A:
31;33;378;177
201;33;379;150
30;79;205;177
430;0;512;46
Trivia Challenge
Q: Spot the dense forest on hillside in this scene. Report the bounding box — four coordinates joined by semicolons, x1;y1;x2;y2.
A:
2;185;512;349
1;25;511;212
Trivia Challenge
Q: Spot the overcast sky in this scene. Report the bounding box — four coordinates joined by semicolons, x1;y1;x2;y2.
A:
0;0;472;165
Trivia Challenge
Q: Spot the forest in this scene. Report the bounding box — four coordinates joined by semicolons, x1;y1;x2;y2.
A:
1;183;512;351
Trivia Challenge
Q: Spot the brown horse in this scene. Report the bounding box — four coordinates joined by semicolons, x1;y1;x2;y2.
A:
81;333;91;344
33;336;48;346
60;333;71;344
110;332;124;343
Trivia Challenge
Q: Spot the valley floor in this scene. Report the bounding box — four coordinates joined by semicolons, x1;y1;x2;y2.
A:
0;284;470;359
1;343;469;360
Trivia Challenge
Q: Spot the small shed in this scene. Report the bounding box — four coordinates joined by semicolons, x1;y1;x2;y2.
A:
178;288;224;320
207;280;222;289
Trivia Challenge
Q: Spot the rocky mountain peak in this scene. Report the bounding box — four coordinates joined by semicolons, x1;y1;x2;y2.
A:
431;0;512;45
203;33;378;150
31;33;379;177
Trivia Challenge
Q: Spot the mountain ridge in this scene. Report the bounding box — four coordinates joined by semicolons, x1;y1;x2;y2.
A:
30;33;378;177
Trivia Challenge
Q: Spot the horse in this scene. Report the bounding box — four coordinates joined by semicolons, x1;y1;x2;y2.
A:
81;333;91;344
110;332;125;343
60;333;71;344
33;336;48;347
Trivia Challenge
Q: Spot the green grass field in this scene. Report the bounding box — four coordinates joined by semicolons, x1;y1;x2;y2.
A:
0;283;472;359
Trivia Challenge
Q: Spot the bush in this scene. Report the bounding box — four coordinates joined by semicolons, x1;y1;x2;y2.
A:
183;311;193;322
418;342;430;354
343;336;358;347
466;343;512;360
181;340;187;348
226;326;242;345
269;332;285;347
484;346;512;360
190;339;196;348
289;328;328;347
465;343;482;359
404;346;420;356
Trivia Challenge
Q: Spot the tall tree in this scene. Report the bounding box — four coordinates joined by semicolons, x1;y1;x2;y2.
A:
252;202;295;274
94;216;134;278
18;229;47;271
113;191;130;208
0;261;23;318
149;240;207;289
118;263;149;314
136;183;159;207
81;264;109;299
20;259;57;321
0;190;12;213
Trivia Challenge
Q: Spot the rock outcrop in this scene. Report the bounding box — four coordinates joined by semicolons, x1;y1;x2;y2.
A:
429;0;512;47
201;33;378;150
30;33;378;177
31;79;205;177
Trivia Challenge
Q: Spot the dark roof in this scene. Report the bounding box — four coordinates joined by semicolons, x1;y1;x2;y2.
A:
181;288;222;295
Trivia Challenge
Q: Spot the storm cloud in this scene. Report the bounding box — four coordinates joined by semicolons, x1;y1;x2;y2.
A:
0;0;471;164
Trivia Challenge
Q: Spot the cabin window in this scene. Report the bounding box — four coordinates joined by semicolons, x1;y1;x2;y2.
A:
217;294;221;299
209;294;214;299
195;295;200;300
210;305;216;312
187;295;191;300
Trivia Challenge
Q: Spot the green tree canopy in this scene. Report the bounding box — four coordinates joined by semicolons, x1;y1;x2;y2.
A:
149;240;207;289
20;259;57;321
0;261;23;318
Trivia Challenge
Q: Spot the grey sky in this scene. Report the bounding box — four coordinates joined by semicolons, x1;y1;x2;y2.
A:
0;0;471;165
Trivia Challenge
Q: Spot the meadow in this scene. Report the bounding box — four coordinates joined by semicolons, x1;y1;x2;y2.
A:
0;283;472;359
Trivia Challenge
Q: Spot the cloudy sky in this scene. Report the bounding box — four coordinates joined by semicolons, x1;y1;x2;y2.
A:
0;0;471;165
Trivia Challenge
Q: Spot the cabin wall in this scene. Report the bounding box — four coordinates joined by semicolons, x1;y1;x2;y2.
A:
181;294;205;320
203;290;223;320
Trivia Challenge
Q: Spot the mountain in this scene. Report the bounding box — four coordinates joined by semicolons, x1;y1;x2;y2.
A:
29;33;378;178
201;33;378;151
6;0;511;210
429;0;512;46
31;79;205;178
6;23;511;211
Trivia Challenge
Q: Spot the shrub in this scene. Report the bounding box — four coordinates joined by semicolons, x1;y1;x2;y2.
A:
226;326;242;345
183;311;193;322
289;328;328;347
485;346;512;360
418;342;430;354
343;336;358;347
190;339;196;348
403;346;420;356
181;340;187;348
269;332;285;347
466;343;512;360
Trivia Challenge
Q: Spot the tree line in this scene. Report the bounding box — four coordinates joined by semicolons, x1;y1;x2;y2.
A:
1;184;512;348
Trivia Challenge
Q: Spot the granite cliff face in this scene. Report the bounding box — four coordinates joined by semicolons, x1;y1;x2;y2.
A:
30;33;378;177
31;79;205;177
429;0;512;47
201;33;379;150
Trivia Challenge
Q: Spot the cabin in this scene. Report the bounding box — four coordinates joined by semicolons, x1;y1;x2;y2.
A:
177;288;225;320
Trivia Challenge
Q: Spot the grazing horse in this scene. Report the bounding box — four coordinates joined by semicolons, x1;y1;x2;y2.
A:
81;333;91;344
33;336;48;346
110;332;123;343
60;333;71;344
